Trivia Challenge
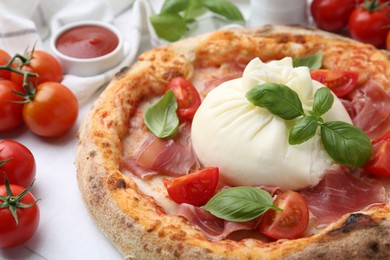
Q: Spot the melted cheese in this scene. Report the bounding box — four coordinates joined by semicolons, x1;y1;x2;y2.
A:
191;57;352;190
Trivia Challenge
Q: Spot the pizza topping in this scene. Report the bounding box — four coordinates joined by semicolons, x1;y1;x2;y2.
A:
164;167;219;206
310;69;359;98
135;122;200;176
363;131;390;176
191;57;353;190
342;79;390;140
299;166;386;226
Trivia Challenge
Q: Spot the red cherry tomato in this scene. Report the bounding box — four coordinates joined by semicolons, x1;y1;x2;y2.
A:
0;79;25;131
11;50;63;87
258;190;309;240
164;167;219;206
166;77;201;120
0;183;40;248
310;69;358;98
311;0;356;32
23;82;78;137
0;140;36;188
364;132;390;176
386;30;390;50
348;2;390;48
0;49;11;80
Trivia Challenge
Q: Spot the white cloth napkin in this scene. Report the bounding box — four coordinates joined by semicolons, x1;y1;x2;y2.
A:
0;0;159;104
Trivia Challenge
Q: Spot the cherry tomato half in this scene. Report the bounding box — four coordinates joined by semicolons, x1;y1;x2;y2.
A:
164;167;219;206
348;2;390;48
0;79;25;131
11;50;63;87
23;82;78;137
364;131;390;176
0;183;40;248
166;77;201;120
311;0;356;32
310;69;358;98
0;140;36;188
0;49;11;80
258;190;309;240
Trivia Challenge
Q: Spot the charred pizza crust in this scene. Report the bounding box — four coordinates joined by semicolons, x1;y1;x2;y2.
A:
76;25;390;259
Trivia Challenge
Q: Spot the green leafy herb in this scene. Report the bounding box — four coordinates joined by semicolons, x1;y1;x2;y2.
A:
144;90;179;138
150;0;245;42
246;83;304;120
204;186;281;222
246;84;373;167
292;51;323;70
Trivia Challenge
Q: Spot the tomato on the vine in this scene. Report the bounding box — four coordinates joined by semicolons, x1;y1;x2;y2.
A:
166;77;201;120
348;0;390;48
258;190;309;240
0;49;11;80
23;82;78;137
0;140;36;188
164;167;219;206
311;0;356;32
0;179;39;248
364;131;390;176
0;80;25;131
10;50;63;87
310;69;358;98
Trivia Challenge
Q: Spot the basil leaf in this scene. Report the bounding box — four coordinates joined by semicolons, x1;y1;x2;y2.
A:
185;1;208;20
202;0;245;21
160;0;190;14
246;83;304;120
149;13;188;42
311;87;334;118
320;121;373;167
144;90;179;138
292;51;323;70
204;186;279;222
289;116;319;145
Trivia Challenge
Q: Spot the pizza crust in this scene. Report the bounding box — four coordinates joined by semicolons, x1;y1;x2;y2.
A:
76;25;390;259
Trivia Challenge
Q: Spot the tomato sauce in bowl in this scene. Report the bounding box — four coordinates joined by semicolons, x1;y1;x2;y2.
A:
55;25;119;59
51;21;124;77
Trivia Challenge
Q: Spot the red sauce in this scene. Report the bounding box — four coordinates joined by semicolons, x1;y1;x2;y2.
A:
55;25;119;59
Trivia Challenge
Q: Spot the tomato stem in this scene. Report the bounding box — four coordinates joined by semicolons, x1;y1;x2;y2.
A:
363;0;389;12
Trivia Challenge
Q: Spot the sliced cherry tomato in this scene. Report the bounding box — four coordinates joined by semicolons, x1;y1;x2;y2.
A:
10;50;63;87
166;77;201;120
0;140;36;188
310;69;358;98
0;180;39;248
364;131;390;176
23;82;78;137
311;0;356;32
258;190;309;240
164;167;219;206
0;49;11;80
0;79;25;131
348;1;390;48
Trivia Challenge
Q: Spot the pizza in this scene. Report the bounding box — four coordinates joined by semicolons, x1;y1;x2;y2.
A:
76;25;390;259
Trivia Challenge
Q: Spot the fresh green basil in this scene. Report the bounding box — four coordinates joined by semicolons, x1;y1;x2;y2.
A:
150;0;244;42
320;121;373;167
289;116;318;145
144;90;179;138
246;83;304;120
202;0;245;21
311;87;334;118
204;186;281;222
292;51;323;70
246;83;373;167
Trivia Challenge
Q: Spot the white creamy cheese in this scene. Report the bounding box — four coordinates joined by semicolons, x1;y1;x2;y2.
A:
191;57;352;190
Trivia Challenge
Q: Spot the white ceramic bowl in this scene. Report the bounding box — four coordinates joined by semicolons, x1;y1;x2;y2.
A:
51;20;124;77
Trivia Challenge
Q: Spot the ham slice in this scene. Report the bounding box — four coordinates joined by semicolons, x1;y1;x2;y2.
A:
299;166;386;226
176;203;258;242
342;80;390;140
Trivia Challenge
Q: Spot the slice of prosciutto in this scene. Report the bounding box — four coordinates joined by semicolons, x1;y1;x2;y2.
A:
176;203;258;242
342;79;390;140
299;166;386;226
